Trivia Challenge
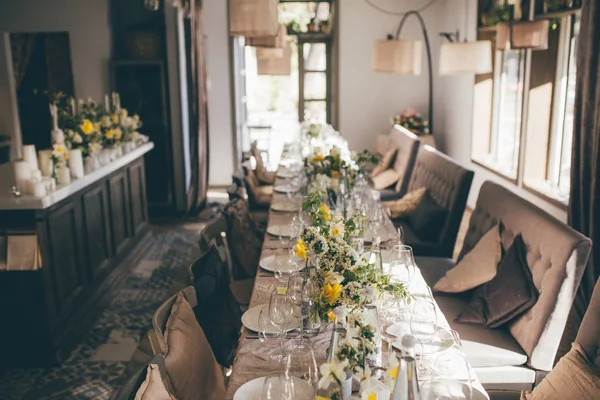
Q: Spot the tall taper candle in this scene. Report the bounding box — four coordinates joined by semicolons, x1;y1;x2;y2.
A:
105;94;110;111
69;149;84;179
22;145;38;172
38;149;53;177
70;97;76;116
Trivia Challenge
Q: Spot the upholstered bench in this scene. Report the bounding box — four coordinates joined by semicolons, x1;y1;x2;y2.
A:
415;181;592;397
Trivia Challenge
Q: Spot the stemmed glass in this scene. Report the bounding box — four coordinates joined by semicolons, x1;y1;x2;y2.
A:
409;297;438;378
281;340;319;400
287;272;318;340
269;290;296;363
258;308;281;350
424;334;474;400
262;374;295;400
389;245;414;291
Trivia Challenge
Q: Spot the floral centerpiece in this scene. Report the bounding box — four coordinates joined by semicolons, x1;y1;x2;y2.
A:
392;108;430;135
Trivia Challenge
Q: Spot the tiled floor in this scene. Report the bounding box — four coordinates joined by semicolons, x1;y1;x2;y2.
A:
0;223;202;400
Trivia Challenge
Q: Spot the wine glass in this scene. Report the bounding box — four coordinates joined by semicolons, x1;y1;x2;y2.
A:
282;340;319;400
287;272;318;340
409;297;438;378
262;374;295;400
258;308;280;349
424;345;473;400
269;290;296;363
389;245;414;290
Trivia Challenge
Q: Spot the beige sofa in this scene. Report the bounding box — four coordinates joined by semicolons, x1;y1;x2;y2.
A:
416;181;592;397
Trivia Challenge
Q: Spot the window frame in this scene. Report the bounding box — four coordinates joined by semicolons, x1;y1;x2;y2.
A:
298;36;333;124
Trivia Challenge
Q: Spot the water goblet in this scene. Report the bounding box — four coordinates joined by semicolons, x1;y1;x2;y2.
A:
269;290;296;363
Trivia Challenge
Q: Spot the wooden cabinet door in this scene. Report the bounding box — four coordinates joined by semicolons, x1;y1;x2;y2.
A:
44;200;87;321
108;169;131;256
82;184;113;279
128;158;148;236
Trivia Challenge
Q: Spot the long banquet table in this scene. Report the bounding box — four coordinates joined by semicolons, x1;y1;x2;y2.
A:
225;157;489;399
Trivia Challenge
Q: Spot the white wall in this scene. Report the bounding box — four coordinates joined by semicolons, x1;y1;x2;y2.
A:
204;0;236;187
435;0;567;222
338;0;446;152
0;0;112;158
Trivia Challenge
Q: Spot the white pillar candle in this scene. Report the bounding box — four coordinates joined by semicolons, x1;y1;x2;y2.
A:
38;149;53;177
56;166;71;185
31;170;42;180
42;177;56;192
13;161;31;190
32;180;47;198
22;145;38;172
26;177;41;196
69;149;84;179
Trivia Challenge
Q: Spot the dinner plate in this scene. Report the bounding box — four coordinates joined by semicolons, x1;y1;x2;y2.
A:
274;184;296;194
233;376;315;400
267;224;292;237
276;170;296;179
241;304;299;333
420;380;487;400
271;201;299;213
389;323;455;355
260;254;304;273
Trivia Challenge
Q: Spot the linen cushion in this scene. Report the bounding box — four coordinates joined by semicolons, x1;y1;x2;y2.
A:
434;224;501;293
191;246;242;367
370;148;397;177
381;187;426;218
407;190;448;241
521;343;600;399
223;198;263;277
457;234;539;328
164;293;226;400
134;364;174;400
372;169;400;190
435;294;529;368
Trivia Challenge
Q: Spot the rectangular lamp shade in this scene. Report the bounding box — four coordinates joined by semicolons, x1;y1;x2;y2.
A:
439;41;493;75
257;41;291;75
246;24;286;48
230;0;279;37
372;39;422;74
497;20;549;51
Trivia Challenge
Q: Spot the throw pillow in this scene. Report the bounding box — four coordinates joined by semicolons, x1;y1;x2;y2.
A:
372;169;401;190
164;293;226;400
521;342;600;399
407;191;448;241
191;245;242;367
370;148;397;177
381;187;427;218
134;364;174;400
223;198;262;277
434;224;501;293
456;234;539;328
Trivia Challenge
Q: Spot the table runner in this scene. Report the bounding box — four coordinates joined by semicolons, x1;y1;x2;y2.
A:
225;163;489;399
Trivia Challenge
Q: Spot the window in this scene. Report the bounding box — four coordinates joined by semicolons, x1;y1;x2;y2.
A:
472;11;580;206
299;40;331;123
523;14;579;203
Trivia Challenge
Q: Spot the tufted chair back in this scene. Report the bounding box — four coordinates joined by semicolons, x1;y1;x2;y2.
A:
575;276;600;369
389;125;421;195
406;145;474;258
460;181;592;372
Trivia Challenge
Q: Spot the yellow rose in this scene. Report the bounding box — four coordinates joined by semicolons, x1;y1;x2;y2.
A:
327;311;335;322
80;119;94;135
319;203;332;221
331;226;341;237
105;129;115;139
294;239;307;260
323;283;342;305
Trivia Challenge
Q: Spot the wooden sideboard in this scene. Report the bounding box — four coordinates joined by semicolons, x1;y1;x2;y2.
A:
0;148;151;368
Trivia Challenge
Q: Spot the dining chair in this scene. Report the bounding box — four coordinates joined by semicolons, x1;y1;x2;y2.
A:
110;355;169;400
198;215;228;255
242;162;273;210
149;289;226;400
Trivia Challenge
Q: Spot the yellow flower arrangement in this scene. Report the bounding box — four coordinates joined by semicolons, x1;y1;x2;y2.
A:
105;129;115;139
111;113;119;124
319;203;332;221
115;128;122;141
313;153;325;162
323;283;342;305
327;311;335;322
80;119;94;135
331;170;339;179
294;239;307;260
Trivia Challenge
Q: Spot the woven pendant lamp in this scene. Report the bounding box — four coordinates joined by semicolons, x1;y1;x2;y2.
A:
496;20;549;51
372;38;422;74
257;40;291;75
229;0;279;37
439;40;493;75
246;24;286;48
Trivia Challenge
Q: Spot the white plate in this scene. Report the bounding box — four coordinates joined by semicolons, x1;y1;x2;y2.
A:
234;376;315;400
267;224;292;237
233;377;264;400
390;324;455;355
260;254;305;273
274;185;296;194
277;170;295;179
271;201;298;213
420;380;487;400
241;304;299;333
